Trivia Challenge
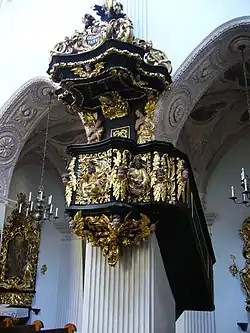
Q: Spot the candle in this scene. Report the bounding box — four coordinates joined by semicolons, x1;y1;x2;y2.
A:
244;179;248;192
30;201;34;212
18;203;22;214
243;193;248;203
231;186;235;198
26;208;29;217
48;195;52;205
55;208;58;217
49;204;53;215
40;191;43;200
43;211;46;219
241;168;245;181
28;192;32;202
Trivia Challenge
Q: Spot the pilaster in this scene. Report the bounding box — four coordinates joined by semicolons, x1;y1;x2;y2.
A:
82;234;175;333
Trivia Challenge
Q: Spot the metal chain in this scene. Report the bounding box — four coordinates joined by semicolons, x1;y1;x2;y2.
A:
242;51;250;118
39;93;53;190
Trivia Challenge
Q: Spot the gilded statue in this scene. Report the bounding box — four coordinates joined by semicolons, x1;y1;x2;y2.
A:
135;94;158;144
135;110;155;144
111;17;134;42
111;166;128;201
177;167;189;202
78;111;104;143
99;91;129;120
151;152;176;203
62;158;77;207
70;211;155;266
81;160;109;202
127;155;150;198
152;168;171;202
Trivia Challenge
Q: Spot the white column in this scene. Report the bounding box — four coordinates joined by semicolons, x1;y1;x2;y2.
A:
56;233;84;329
176;311;216;333
82;234;175;333
122;0;148;40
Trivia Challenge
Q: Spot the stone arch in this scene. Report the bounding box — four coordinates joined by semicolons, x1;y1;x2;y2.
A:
156;16;250;145
0;76;58;200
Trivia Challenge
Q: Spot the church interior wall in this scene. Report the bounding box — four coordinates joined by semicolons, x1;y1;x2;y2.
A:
205;132;250;333
6;160;69;328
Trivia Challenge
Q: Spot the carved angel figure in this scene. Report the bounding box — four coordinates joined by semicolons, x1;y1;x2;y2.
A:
70;211;154;266
78;111;104;143
127;155;150;198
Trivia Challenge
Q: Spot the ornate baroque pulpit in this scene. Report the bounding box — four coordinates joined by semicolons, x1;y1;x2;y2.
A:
48;1;215;328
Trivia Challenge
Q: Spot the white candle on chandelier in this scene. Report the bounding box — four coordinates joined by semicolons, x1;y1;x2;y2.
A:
244;178;248;192
231;186;235;198
30;201;34;212
49;204;53;215
40;191;43;200
26;207;29;217
55;208;58;217
43;211;46;219
28;192;32;202
48;195;52;205
18;203;22;214
241;168;245;181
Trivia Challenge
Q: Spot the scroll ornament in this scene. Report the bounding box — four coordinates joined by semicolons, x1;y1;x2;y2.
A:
69;212;156;266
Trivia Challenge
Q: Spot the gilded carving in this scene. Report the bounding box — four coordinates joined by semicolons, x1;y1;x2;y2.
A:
0;292;34;307
70;211;155;266
50;2;172;71
0;193;40;306
111;126;130;138
76;151;112;205
229;217;250;311
151;152;175;203
71;62;105;79
127;155;150;202
176;159;189;203
62;158;77;207
135;95;158;144
110;149;131;201
99;92;129;120
77;110;104;143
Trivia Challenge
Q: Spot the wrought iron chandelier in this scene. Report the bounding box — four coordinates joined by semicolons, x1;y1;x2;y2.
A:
18;92;59;222
229;44;250;207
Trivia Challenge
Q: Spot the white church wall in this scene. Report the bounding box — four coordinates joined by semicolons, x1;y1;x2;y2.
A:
0;0;250;108
205;133;250;333
7;163;66;329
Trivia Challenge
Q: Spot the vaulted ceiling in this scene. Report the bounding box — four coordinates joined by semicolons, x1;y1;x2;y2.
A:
17;99;86;178
178;59;250;191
